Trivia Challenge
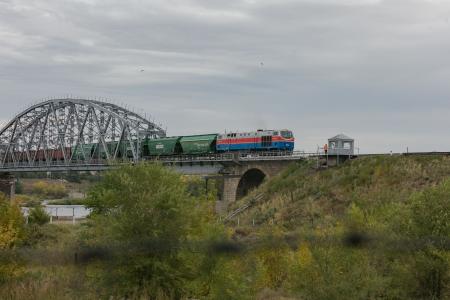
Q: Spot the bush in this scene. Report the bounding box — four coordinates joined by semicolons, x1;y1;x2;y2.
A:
31;181;68;199
65;172;82;183
28;206;50;226
15;181;23;194
14;195;40;207
46;198;87;205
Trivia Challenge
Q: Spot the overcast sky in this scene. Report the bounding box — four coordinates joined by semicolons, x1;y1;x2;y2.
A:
1;0;450;153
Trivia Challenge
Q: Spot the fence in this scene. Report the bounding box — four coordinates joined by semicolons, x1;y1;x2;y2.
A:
22;205;91;224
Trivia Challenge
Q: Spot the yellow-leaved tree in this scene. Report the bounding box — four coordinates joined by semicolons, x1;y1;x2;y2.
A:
0;193;24;249
0;193;25;283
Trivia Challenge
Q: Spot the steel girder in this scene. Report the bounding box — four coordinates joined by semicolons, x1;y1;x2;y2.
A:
0;98;166;168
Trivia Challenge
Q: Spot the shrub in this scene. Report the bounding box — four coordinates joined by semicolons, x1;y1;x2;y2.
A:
14;195;40;207
65;172;82;183
15;180;23;194
31;181;67;199
31;181;47;195
28;206;50;226
47;198;87;205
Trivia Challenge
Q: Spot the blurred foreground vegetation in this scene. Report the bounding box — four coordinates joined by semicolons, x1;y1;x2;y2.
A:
0;157;449;299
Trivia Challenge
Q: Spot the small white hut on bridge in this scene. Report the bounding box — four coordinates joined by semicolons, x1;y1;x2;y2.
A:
327;134;354;156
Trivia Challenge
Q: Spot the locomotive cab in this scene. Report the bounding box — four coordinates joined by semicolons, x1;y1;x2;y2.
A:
278;130;295;152
280;130;293;139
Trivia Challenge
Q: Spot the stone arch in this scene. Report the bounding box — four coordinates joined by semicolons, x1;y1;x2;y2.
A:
236;168;267;200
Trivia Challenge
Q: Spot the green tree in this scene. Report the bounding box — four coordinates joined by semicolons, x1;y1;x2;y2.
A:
85;163;223;298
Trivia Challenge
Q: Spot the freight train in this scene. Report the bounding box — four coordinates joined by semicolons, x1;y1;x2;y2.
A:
144;129;294;156
2;129;294;162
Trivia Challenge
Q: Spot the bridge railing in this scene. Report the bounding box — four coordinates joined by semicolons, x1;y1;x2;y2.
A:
238;150;316;161
0;159;114;170
143;151;315;163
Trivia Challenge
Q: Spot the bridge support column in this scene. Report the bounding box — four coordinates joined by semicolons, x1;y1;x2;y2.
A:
222;176;240;204
216;176;240;214
0;173;15;200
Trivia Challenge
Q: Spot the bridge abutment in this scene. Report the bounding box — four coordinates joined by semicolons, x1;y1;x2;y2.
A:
0;173;15;200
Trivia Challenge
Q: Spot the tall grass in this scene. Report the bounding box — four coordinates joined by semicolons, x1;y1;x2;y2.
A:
237;155;450;228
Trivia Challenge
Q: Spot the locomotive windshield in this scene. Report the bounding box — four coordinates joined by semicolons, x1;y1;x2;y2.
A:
281;130;293;138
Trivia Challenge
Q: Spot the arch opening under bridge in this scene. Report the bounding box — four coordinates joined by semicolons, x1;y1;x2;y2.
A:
236;168;266;200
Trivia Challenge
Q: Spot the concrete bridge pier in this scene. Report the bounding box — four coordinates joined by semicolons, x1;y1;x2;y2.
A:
222;176;241;205
0;173;16;200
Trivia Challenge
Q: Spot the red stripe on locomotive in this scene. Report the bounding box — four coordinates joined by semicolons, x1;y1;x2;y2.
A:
217;135;294;145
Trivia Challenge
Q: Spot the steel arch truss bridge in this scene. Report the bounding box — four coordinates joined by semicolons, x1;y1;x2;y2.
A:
0;99;166;170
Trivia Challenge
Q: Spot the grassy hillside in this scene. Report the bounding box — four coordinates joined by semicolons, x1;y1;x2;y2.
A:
231;155;450;229
1;159;448;299
223;155;449;299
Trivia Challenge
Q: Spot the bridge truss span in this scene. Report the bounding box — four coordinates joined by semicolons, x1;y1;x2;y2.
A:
0;98;166;169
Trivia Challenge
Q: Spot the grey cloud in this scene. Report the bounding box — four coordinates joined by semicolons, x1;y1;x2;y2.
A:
1;0;450;153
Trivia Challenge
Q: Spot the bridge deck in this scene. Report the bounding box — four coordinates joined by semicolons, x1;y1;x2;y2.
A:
0;151;314;172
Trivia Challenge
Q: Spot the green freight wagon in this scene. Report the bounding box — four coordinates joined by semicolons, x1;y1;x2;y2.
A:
143;137;181;156
72;143;96;160
119;140;140;159
101;141;138;159
179;134;218;155
98;141;119;159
